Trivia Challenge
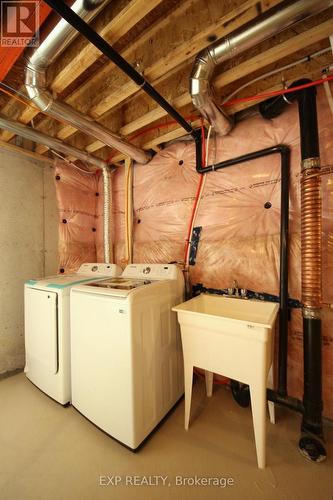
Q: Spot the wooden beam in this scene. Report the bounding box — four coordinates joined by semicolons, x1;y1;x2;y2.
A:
80;21;333;154
226;54;333;114
32;0;264;147
214;18;333;90
51;0;164;93
38;47;333;163
0;0;162;143
85;0;261;117
110;60;333;164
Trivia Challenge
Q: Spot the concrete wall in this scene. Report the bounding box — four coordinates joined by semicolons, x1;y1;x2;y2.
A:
0;150;58;374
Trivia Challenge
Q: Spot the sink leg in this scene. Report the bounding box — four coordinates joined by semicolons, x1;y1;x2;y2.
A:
184;363;193;430
267;364;275;424
205;370;214;397
250;383;267;469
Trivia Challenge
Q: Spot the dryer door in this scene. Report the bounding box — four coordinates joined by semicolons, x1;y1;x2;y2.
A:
25;288;58;374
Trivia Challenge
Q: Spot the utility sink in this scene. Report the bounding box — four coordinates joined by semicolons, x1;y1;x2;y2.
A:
173;293;279;332
172;293;279;468
172;293;279;378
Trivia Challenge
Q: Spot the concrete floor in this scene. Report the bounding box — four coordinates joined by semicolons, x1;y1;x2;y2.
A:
0;374;332;500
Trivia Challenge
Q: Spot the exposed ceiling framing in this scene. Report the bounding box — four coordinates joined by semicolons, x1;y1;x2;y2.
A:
0;0;332;166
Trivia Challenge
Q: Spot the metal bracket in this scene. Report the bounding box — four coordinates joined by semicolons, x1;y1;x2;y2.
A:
189;226;202;266
303;307;322;320
302;157;320;171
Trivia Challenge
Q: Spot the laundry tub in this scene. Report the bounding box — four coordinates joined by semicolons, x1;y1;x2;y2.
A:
173;293;279;468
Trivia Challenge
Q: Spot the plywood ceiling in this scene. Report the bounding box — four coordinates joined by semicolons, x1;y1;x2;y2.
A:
0;0;332;165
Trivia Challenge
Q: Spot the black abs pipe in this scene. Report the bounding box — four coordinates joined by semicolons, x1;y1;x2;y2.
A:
195;141;291;402
267;389;303;414
44;0;196;139
260;81;326;462
259;79;320;161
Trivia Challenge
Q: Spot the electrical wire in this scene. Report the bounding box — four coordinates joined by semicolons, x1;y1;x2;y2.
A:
0;83;92;131
223;74;333;108
2;65;333;171
29;115;96;175
0;85;36;109
0;81;32;100
49;149;96;174
106;70;333;164
222;47;331;104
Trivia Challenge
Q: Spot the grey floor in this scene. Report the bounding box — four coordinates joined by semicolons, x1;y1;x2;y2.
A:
0;373;332;500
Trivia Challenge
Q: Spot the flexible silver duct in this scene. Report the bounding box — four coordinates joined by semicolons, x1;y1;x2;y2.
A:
190;0;333;134
0;115;107;168
25;0;151;165
102;166;111;263
0;114;112;262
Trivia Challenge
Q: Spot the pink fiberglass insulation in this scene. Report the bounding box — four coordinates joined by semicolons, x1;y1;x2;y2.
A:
54;163;104;273
54;87;333;417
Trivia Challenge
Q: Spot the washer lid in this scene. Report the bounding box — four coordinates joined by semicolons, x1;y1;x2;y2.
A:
25;274;115;290
25;263;122;289
85;277;152;291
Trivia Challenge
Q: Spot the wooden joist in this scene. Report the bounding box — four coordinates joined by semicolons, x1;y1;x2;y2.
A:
36;2;331;158
76;19;333;155
51;0;164;93
33;0;266;152
0;0;163;143
101;52;333;165
1;0;332;165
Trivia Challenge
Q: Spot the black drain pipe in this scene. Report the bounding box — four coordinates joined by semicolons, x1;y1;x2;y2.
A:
43;0;198;141
260;80;326;462
195;143;291;399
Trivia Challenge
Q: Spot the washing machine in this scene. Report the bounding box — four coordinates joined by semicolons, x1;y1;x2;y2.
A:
70;263;185;449
24;263;122;404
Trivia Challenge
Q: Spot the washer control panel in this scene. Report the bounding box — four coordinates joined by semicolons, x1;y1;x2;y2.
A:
122;264;180;280
78;263;122;276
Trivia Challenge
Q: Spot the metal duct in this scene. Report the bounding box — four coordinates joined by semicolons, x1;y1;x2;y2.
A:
190;0;333;134
102;166;111;263
0;115;107;169
25;0;151;165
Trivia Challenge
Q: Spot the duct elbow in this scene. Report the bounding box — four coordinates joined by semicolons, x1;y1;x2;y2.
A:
25;65;53;112
190;48;233;136
190;48;214;107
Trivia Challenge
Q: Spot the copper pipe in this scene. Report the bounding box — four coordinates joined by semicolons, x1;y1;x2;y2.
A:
301;161;322;309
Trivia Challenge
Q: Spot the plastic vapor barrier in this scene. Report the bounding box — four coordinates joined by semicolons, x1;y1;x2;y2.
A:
54;87;333;417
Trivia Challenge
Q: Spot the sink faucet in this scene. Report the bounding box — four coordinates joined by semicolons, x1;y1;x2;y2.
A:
227;280;248;299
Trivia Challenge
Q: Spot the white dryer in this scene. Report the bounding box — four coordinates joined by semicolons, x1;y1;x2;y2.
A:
70;263;185;449
24;263;122;404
